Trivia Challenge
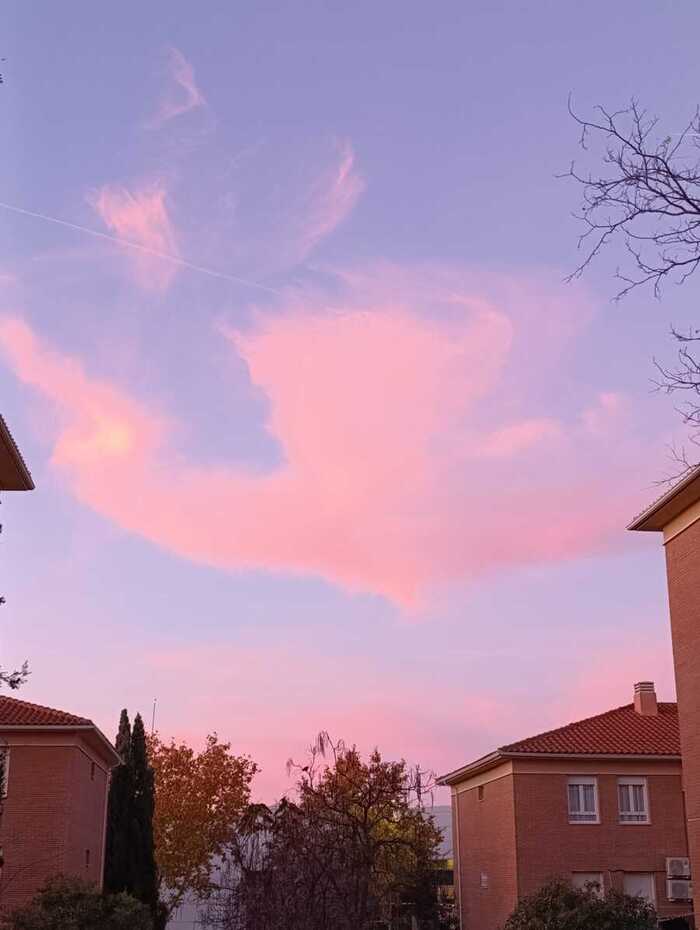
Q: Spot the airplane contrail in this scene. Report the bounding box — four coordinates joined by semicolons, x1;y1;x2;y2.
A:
0;200;281;296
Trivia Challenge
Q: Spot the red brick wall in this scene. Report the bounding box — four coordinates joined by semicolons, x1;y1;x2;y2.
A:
513;770;689;922
666;517;700;917
0;745;71;913
63;747;110;887
0;739;111;914
454;772;518;930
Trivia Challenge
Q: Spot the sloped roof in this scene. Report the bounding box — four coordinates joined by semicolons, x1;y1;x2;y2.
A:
0;415;34;491
629;463;700;532
0;695;92;727
0;695;120;766
438;701;680;786
500;702;680;757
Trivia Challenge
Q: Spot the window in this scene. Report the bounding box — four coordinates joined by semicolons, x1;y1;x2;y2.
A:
85;849;90;870
90;762;96;781
623;872;655;903
572;872;604;897
568;777;599;823
478;785;484;801
618;778;649;823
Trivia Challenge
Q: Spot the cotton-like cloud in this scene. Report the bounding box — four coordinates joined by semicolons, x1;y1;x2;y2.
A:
148;47;206;128
89;184;179;291
0;266;649;606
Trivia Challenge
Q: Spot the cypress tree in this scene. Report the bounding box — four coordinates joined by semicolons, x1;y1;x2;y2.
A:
129;714;160;921
104;710;164;927
104;710;133;894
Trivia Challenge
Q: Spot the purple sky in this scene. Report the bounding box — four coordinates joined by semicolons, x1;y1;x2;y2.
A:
1;1;699;800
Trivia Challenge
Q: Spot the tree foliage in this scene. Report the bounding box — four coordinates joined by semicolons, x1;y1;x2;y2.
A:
202;733;445;930
103;711;163;928
5;875;153;930
502;878;657;930
147;732;257;918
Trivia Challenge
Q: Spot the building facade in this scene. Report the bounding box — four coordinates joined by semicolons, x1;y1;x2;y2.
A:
631;464;700;922
439;683;692;930
0;695;120;913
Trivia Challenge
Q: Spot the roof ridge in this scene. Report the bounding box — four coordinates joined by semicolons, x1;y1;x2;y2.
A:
0;693;93;725
499;702;632;751
499;700;678;754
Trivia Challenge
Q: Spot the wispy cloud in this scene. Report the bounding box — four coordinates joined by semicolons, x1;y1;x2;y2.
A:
89;183;179;292
0;266;654;608
147;47;206;129
296;140;365;259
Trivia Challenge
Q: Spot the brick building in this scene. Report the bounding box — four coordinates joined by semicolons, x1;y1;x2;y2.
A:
631;464;700;922
0;695;120;913
439;683;692;930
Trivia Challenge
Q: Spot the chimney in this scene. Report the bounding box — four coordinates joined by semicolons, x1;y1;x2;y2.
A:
634;681;658;716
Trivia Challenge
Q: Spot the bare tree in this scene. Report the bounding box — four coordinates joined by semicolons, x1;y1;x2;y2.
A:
567;98;700;468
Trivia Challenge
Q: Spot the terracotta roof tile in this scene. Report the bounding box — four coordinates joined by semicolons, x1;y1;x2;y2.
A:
500;702;679;757
0;695;92;728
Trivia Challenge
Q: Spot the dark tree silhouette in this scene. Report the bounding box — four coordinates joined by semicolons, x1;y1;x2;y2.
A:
503;878;657;930
567;99;700;469
104;711;164;929
104;711;133;895
203;732;449;930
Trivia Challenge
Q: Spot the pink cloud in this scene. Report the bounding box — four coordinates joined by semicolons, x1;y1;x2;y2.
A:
296;140;365;259
125;632;673;800
148;47;206;128
89;183;179;291
476;418;560;457
139;640;522;800
0;266;653;606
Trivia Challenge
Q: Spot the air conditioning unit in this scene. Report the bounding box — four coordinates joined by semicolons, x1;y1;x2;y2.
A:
666;879;693;901
666;857;691;879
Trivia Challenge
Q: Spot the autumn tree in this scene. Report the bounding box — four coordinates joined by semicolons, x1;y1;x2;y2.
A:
146;732;257;920
567;99;700;465
203;733;444;930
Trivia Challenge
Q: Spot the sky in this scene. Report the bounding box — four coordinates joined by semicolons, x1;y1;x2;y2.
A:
1;1;699;801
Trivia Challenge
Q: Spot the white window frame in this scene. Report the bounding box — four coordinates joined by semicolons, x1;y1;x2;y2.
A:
571;872;604;897
623;872;656;904
618;777;650;824
568;776;599;823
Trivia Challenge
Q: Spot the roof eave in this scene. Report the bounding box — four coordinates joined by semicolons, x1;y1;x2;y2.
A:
628;465;700;532
0;723;121;767
501;751;681;762
437;750;681;786
0;416;34;491
437;751;505;786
